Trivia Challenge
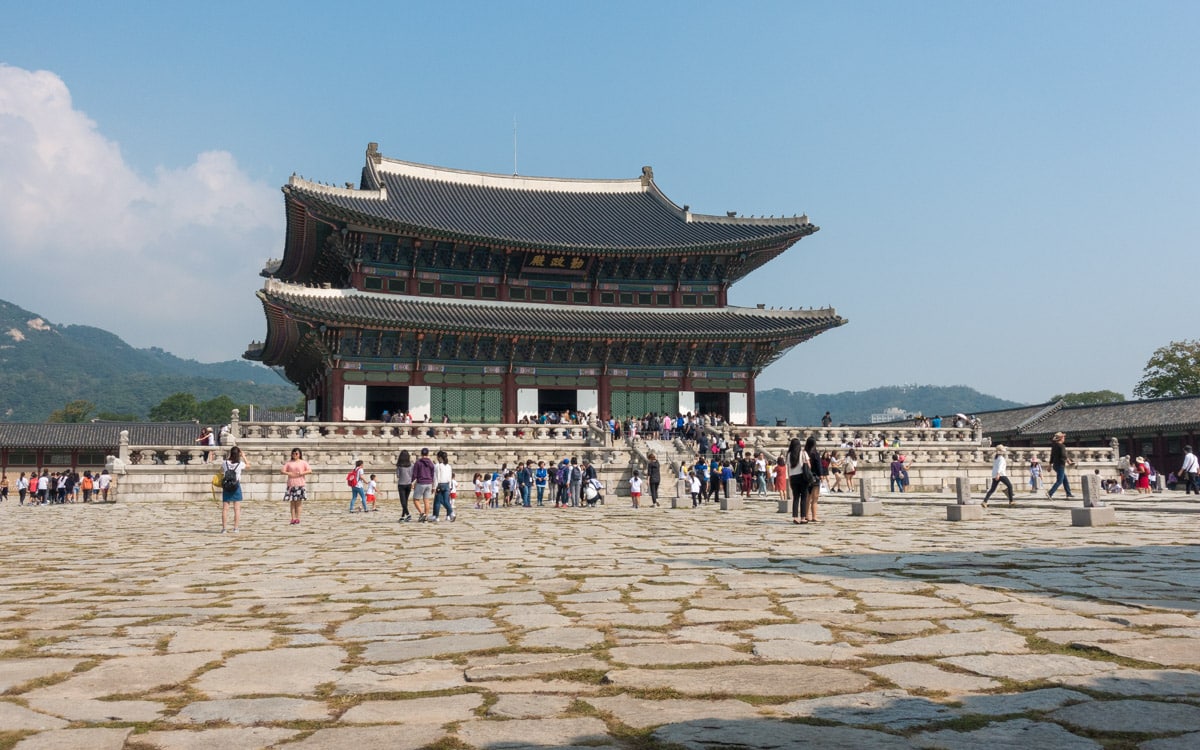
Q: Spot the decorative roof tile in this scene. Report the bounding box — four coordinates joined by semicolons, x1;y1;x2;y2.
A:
0;422;202;450
258;280;844;342
284;146;817;252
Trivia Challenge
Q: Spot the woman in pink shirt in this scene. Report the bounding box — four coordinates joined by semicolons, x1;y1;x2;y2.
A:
281;448;312;525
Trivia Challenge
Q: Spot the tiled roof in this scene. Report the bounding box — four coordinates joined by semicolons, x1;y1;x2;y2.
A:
258;280;844;342
283;145;817;252
982;396;1200;439
0;422;202;449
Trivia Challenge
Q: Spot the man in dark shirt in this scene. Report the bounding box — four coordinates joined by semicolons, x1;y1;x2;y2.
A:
1047;431;1076;499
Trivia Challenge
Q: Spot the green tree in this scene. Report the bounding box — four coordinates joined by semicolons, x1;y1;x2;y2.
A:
1050;390;1125;406
149;392;199;422
95;411;141;422
197;395;246;425
1134;340;1200;399
47;400;95;423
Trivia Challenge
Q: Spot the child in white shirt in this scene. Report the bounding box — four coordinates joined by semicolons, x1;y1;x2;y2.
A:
366;475;378;511
629;470;643;509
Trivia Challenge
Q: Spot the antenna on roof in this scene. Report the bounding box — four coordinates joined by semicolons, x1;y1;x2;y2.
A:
513;116;518;176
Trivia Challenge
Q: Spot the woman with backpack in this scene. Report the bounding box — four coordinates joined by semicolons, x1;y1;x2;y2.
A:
220;446;250;533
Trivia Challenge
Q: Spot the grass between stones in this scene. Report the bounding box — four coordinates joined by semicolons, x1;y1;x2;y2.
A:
1025;635;1165;669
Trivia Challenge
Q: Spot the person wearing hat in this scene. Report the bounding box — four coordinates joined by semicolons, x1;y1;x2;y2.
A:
982;445;1014;506
1135;456;1152;495
1028;455;1042;494
1047;432;1075;499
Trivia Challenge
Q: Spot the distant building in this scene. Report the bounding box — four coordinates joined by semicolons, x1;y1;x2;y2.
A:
246;143;846;424
870;407;909;424
977;395;1200;476
0;422;199;472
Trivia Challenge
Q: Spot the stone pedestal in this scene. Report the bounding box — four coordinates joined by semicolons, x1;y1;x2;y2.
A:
852;501;883;516
858;479;873;502
1081;473;1106;508
947;504;986;521
1071;506;1117;526
720;494;743;511
777;499;789;514
955;477;973;505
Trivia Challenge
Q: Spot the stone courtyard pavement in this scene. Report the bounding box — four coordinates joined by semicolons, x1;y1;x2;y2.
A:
2;492;1200;749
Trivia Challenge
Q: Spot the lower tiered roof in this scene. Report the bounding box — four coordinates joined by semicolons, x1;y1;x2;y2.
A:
255;280;844;344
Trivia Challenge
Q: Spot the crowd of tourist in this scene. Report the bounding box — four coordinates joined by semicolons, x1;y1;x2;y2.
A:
0;469;113;505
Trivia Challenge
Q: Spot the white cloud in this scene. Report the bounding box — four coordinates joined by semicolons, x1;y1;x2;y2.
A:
0;64;280;361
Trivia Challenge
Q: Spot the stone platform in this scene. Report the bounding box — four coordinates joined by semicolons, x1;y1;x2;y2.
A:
1;492;1199;748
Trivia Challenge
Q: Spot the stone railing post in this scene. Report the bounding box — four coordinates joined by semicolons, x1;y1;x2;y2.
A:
230;408;241;442
119;429;130;464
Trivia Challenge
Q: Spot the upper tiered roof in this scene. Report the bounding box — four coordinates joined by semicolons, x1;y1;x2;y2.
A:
283;143;817;253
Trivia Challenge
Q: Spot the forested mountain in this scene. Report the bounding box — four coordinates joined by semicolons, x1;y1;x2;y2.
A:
0;299;299;421
756;385;1023;426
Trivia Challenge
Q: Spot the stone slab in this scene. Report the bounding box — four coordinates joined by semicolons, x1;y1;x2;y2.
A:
340;693;483;724
654;718;915;749
774;689;960;729
852;501;884;516
175;697;331;724
947;504;986;521
192;645;346;698
939;653;1118;681
608;643;747;666
586;695;760;729
0;659;82;693
912;718;1101;750
1081;637;1200;667
282;726;445;750
1071;506;1117;526
866;631;1028;657
137;727;300;750
455;717;613;748
866;662;1000;694
12;728;132;750
1049;698;1200;734
605;664;873;697
0;702;70;732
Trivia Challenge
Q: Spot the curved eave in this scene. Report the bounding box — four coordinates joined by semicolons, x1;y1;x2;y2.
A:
258;283;844;345
282;184;817;257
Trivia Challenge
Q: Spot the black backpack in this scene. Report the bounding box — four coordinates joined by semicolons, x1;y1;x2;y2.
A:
221;463;240;493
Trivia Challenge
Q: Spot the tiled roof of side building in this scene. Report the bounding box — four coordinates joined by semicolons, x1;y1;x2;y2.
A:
258;280;845;341
1012;396;1200;438
283;144;818;252
0;422;203;449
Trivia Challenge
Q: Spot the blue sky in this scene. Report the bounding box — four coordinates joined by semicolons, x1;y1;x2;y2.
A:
1;1;1196;405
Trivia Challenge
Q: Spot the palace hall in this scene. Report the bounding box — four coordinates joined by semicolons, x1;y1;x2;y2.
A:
246;143;844;424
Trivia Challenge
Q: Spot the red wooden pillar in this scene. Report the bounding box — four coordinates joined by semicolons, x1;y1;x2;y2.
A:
746;376;757;426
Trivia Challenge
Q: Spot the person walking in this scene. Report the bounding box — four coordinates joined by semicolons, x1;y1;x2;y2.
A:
1180;445;1199;494
1028;456;1042;494
1047;432;1076;499
395;450;414;522
982;445;1014;507
890;453;906;493
220;446;249;533
431;450;455;522
348;460;368;513
646;452;662;507
411;447;436;521
281;447;312;524
843;449;858;492
1135;456;1151;495
786;437;813;524
17;472;28;505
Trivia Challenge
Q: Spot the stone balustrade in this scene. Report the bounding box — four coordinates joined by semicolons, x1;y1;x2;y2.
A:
110;421;1118;502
